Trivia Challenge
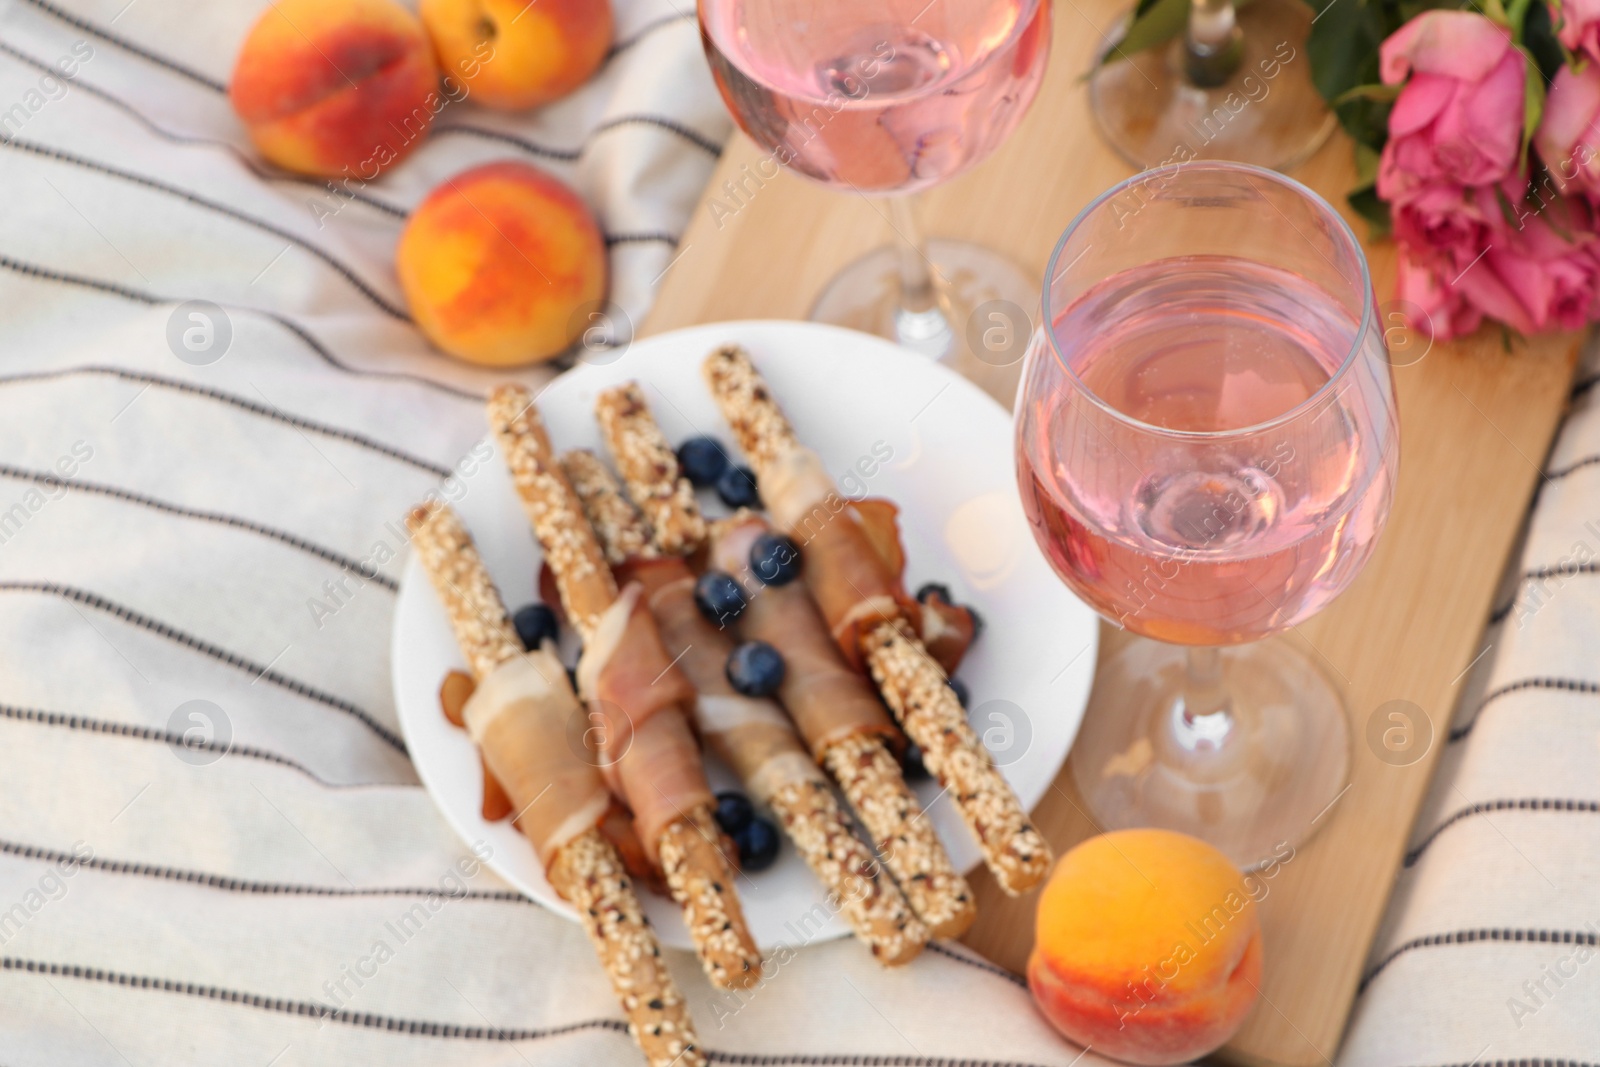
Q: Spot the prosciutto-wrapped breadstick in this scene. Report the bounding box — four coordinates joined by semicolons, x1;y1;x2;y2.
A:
405;501;702;1067
702;345;1052;895
487;386;762;990
710;513;976;937
564;446;928;965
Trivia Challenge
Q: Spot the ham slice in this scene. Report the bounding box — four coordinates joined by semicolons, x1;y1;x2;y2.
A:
574;580;708;860
757;447;917;664
711;515;901;757
637;555;829;803
461;649;609;868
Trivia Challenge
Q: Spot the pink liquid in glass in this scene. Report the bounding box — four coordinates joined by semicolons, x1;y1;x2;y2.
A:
700;0;1050;195
1017;255;1394;645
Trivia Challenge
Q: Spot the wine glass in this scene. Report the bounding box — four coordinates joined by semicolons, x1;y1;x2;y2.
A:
1090;0;1335;171
699;0;1051;401
1015;162;1399;869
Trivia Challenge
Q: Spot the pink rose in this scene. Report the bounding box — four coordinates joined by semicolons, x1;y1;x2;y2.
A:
1397;248;1482;342
1383;180;1503;271
1556;0;1600;62
1398;209;1600;339
1378;11;1525;188
1535;63;1600;194
1446;215;1600;335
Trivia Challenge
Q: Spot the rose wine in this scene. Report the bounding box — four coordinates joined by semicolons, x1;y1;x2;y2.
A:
700;0;1050;195
1017;256;1395;645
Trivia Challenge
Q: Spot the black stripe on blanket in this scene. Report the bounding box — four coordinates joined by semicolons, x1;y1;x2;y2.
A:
0;955;627;1039
1544;453;1600;483
607;12;694;57
1;137;409;320
1400;1061;1596;1067
0;583;405;754
923;943;1027;989
0;464;399;592
0;837;530;903
1489;561;1600;624
1450;677;1600;743
0;252;482;401
1405;798;1600;866
703;1056;1059;1066
0;703;380;788
13;0;226;91
435;112;724;163
0;362;453;477
0;954;1065;1065
1361;928;1600;993
0;40;413;219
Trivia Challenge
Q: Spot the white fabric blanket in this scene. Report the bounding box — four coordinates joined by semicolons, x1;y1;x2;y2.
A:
0;1;1112;1064
1;0;1593;1064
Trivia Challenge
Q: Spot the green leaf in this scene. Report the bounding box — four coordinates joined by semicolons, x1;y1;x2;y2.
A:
1348;182;1393;241
1333;82;1403;106
1306;0;1386;105
1354;142;1382;186
1520;44;1546;160
1506;0;1534;38
1493;181;1521;227
1523;1;1568;82
1095;0;1190;67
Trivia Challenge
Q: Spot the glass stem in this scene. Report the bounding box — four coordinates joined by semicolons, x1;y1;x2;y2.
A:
888;195;954;357
1178;645;1234;750
891;195;938;314
1184;0;1242;88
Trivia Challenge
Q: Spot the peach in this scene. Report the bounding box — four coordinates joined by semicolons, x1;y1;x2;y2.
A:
421;0;612;111
230;0;441;179
1028;829;1263;1066
397;161;607;366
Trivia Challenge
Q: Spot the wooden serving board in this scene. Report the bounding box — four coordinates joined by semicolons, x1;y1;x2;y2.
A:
640;3;1581;1063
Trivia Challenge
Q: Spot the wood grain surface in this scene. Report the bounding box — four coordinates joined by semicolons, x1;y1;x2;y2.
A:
640;3;1581;1063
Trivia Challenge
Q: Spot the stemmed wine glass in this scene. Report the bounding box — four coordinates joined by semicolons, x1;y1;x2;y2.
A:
699;0;1051;401
1015;162;1399;869
1091;0;1335;171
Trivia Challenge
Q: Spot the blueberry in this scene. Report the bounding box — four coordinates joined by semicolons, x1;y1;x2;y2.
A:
901;741;930;781
694;571;747;626
749;531;802;587
948;677;969;708
715;464;761;509
966;605;984;640
677;436;729;488
726;640;784;697
512;603;559;651
714;791;754;836
735;816;781;872
915;582;953;604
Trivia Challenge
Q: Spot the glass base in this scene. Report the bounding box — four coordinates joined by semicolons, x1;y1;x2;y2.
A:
1069;636;1349;870
1089;0;1336;172
808;239;1036;406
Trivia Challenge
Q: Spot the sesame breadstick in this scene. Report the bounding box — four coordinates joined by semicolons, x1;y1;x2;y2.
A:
566;450;928;965
596;382;706;556
564;449;655;566
548;831;703;1067
702;345;1052;895
822;733;975;938
405;501;702;1067
711;515;974;938
595;397;973;937
489;385;762;990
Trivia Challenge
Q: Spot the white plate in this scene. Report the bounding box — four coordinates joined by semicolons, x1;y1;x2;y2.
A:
392;320;1099;949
